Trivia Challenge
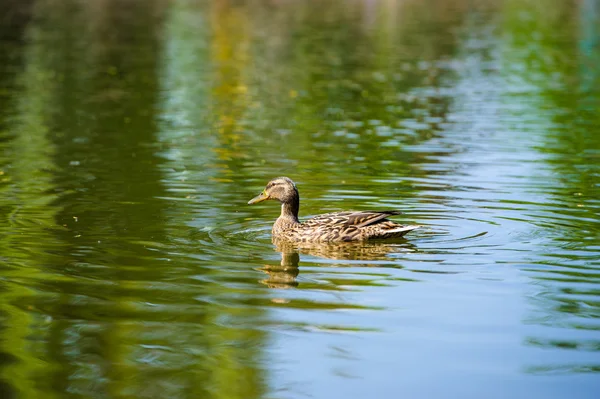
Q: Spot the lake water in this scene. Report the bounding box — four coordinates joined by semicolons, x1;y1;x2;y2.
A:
1;0;599;398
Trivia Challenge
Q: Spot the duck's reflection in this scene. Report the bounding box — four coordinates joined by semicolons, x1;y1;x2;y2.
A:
258;238;417;288
258;251;300;288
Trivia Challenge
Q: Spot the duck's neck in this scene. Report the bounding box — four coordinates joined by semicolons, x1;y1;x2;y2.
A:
279;193;300;225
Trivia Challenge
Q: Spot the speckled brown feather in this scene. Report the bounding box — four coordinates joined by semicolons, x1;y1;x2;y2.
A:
275;211;418;242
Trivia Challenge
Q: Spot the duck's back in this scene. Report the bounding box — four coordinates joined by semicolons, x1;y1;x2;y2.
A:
276;210;418;242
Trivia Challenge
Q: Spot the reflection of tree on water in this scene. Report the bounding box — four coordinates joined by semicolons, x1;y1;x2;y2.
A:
258;238;417;288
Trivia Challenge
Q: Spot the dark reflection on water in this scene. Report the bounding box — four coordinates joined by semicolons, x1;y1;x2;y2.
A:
260;239;420;288
1;0;599;398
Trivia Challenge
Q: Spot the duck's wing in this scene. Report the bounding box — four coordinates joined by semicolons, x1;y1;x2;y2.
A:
346;210;403;227
295;210;414;242
305;210;402;228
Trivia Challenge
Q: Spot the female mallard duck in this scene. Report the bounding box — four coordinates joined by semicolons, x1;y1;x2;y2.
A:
248;177;419;242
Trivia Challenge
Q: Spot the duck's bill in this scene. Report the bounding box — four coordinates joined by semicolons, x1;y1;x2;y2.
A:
248;192;269;204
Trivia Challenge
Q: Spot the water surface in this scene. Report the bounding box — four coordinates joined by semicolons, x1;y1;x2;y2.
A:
0;1;599;398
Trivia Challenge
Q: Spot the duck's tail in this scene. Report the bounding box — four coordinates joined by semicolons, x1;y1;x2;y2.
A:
380;225;421;239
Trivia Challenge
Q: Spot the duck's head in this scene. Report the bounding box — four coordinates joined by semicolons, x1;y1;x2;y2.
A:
248;177;299;205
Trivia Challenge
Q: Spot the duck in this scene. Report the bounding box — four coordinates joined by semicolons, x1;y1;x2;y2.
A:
248;177;419;242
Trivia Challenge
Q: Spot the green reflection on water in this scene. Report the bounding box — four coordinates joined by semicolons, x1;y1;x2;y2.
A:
0;0;599;398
